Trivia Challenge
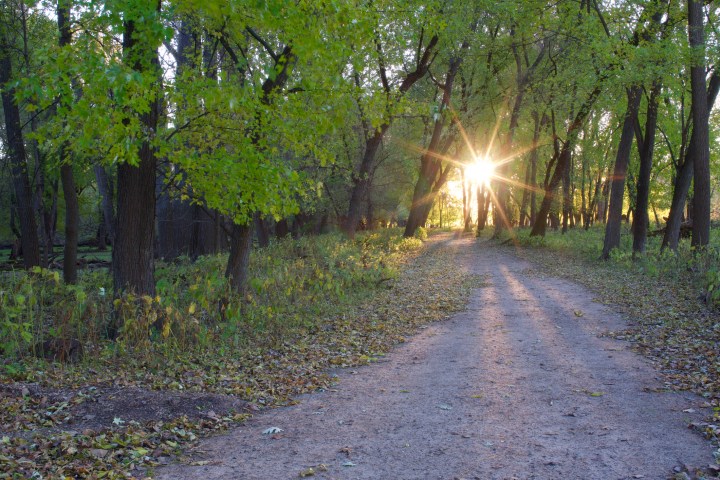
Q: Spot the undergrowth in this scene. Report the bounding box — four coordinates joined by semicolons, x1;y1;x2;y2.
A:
0;229;480;478
0;230;420;363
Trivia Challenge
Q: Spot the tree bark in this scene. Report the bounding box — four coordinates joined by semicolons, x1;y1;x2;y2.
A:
561;148;572;234
661;72;720;251
531;84;603;236
346;34;439;238
225;222;254;293
57;0;79;284
688;0;710;248
254;212;269;248
112;5;161;297
632;83;661;256
600;87;642;259
404;39;464;238
94;165;115;244
0;26;40;268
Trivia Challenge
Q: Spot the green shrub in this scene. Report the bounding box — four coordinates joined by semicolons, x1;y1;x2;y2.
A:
0;229;425;364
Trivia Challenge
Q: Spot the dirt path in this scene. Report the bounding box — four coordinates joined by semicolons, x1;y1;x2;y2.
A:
154;236;714;480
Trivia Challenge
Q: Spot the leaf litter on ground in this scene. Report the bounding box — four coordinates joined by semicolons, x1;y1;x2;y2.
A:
0;231;485;478
510;229;720;478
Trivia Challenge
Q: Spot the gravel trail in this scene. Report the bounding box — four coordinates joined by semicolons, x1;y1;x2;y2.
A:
154;236;714;479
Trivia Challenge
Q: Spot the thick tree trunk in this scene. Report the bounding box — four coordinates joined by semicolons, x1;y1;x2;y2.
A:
688;0;711;248
112;8;161;297
225;222;254;293
661;72;720;251
348;129;387;236
0;28;40;268
276;219;289;239
632;83;661;256
600;87;642;260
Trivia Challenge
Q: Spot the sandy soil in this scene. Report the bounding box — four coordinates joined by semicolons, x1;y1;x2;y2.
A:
154;236;715;480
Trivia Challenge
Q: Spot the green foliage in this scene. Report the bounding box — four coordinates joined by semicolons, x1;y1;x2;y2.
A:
414;226;428;241
0;267;107;359
0;229;420;363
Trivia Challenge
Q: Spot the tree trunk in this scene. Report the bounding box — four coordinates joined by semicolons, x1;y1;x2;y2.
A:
561;149;572;234
275;218;289;239
529;114;540;226
531;84;603;237
346;128;386;236
254;213;269;248
94;165;115;244
688;0;711;248
519;155;532;227
225;222;254;293
112;7;161;297
0;27;41;268
346;34;438;239
632;83;661;256
600;87;642;259
57;0;79;284
661;72;720;251
405;43;465;238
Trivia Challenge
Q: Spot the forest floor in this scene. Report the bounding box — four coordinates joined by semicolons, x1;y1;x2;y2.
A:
151;234;718;480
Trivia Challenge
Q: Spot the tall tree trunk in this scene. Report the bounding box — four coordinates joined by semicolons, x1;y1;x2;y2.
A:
529;113;540;226
531;84;603;236
600;86;642;259
519;156;532;227
347;34;438;238
157;20;202;260
477;184;490;235
561;150;572;234
112;5;161;297
405;39;465;238
632;83;661;255
662;72;720;251
0;26;40;268
58;0;79;284
688;0;710;248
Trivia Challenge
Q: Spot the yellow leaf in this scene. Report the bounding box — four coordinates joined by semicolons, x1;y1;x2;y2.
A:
188;303;196;314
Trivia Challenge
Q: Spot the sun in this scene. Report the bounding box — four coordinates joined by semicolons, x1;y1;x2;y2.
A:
465;157;496;186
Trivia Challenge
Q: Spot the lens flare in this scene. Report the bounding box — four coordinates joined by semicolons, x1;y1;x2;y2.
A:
466;157;496;186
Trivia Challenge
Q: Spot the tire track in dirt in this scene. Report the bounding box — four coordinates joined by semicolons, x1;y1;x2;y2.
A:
154;236;714;479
